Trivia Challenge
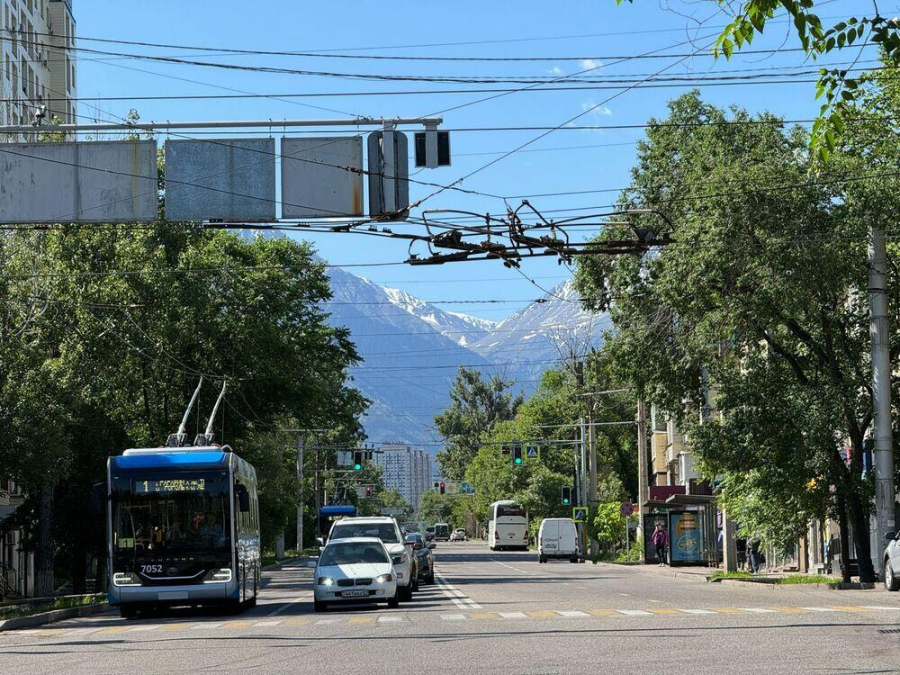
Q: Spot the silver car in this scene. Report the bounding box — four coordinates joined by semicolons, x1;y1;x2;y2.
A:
884;530;900;591
313;537;399;611
328;517;417;600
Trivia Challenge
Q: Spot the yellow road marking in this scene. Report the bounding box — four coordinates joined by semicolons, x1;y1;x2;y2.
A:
770;607;806;613
830;606;869;612
282;618;310;627
647;609;682;615
222;621;252;629
160;623;194;631
468;613;500;620
35;629;69;638
349;617;374;624
587;609;619;617
526;610;559;619
711;607;745;614
97;626;133;635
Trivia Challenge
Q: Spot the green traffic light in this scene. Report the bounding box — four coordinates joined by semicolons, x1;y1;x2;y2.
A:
514;457;522;465
354;464;361;471
563;498;570;504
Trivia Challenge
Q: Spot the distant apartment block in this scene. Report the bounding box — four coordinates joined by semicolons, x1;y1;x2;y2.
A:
0;0;76;131
375;444;433;511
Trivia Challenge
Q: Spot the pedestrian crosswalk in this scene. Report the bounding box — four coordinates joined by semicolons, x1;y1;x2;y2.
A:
8;604;900;639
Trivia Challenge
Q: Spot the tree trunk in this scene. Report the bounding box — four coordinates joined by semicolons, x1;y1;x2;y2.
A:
836;492;851;583
34;486;54;597
847;490;876;583
70;540;88;595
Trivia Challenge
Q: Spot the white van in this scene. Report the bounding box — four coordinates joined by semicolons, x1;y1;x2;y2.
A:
538;518;579;563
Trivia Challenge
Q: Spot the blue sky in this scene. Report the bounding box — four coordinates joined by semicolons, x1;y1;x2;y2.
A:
73;0;877;321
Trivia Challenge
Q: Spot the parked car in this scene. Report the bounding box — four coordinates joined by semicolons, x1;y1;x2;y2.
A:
406;532;436;584
450;528;468;542
425;528;435;542
328;517;418;600
884;530;900;591
538;518;579;563
313;537;399;611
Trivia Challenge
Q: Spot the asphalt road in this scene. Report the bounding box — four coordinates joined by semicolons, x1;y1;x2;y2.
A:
2;541;900;674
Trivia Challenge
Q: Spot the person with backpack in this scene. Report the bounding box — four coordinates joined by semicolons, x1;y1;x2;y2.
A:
652;522;669;566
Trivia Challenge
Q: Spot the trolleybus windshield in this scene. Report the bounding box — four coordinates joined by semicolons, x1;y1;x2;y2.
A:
111;470;231;557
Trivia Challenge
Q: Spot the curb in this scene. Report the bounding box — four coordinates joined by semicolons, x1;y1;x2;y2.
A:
710;578;876;590
0;602;110;632
261;556;306;572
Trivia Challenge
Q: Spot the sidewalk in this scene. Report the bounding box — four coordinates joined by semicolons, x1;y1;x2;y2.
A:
602;561;718;582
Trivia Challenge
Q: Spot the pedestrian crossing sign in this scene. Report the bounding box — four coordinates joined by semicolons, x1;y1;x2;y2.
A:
572;507;588;523
525;445;539;460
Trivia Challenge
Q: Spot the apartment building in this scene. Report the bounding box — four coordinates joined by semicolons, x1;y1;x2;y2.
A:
375;444;433;512
0;0;76;130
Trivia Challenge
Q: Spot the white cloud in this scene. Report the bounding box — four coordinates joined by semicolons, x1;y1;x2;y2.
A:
548;65;566;77
579;58;602;72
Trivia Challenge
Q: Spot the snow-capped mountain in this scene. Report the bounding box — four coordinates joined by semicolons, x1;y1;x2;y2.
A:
379;285;497;347
324;270;607;449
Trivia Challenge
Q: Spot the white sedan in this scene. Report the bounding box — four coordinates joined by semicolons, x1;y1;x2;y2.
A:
313;537;399;611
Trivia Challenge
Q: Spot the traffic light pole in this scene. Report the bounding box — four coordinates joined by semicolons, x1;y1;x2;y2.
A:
297;434;304;554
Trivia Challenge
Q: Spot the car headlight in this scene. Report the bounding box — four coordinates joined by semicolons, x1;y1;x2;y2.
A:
112;572;141;587
391;552;408;565
202;568;233;584
375;573;394;583
317;576;335;586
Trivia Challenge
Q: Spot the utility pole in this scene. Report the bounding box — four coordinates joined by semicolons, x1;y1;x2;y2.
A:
636;400;648;561
297;434;304;554
869;225;896;576
588;404;598;558
578;416;587;561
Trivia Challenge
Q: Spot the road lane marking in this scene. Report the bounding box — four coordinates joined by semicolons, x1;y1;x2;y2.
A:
830;606;869;612
223;620;253;628
712;607;745;614
377;616;405;623
469;612;500;620
98;626;133;635
557;611;590;618
316;619;340;625
128;624;161;631
588;609;619;617
441;614;468;621
798;607;833;612
349;617;373;624
434;573;481;610
526;610;559;619
617;610;652;616
742;608;779;613
770;607;807;613
191;622;224;630
648;609;682;615
253;621;282;627
266;594;308;617
160;623;194;631
679;609;717;615
499;612;528;619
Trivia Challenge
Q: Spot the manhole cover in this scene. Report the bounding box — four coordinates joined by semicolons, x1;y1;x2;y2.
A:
878;629;900;634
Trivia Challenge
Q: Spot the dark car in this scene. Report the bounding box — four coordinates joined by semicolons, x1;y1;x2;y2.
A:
406;532;436;585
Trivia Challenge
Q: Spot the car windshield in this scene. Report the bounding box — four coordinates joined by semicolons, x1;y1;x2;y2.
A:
409;534;424;545
320;542;389;566
331;523;400;543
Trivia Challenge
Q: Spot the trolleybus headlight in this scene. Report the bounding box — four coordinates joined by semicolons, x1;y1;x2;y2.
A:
202;568;233;584
375;573;394;583
112;572;141;587
317;576;335;586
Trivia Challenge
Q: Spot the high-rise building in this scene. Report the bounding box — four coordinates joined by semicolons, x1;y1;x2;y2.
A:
0;0;77;130
375;444;433;512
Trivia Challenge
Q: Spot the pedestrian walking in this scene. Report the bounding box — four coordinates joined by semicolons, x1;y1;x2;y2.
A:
651;522;668;566
747;539;760;574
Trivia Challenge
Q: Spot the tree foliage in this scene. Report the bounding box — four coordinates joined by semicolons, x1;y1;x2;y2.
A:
434;368;522;480
575;87;900;580
615;0;900;161
0;225;367;587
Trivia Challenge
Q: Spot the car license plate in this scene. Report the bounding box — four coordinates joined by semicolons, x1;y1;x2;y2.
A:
342;590;369;598
157;591;188;601
396;572;404;580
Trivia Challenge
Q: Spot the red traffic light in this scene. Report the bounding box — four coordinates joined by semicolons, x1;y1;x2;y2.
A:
439;482;446;494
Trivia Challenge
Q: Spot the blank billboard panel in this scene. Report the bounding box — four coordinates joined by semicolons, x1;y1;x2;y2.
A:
165;138;275;221
281;137;363;219
0;140;158;223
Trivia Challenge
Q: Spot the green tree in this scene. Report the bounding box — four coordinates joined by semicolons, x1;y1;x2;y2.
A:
419;490;455;524
435;368;522;480
576;89;898;582
614;1;900;161
0;225;367;591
